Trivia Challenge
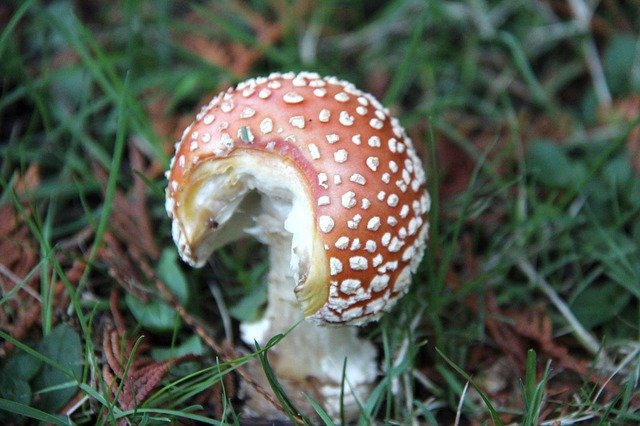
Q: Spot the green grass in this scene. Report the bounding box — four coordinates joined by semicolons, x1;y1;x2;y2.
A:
1;0;640;424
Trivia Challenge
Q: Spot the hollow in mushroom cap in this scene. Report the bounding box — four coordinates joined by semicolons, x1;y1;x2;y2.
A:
166;71;430;325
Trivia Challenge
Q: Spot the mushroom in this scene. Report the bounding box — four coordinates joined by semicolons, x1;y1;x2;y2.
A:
165;71;430;420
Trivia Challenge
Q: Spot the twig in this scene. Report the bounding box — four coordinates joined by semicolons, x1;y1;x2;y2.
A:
593;343;640;404
208;282;233;343
569;0;612;109
454;381;470;426
516;258;603;356
0;263;41;301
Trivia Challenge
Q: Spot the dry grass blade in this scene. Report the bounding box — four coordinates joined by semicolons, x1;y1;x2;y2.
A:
0;166;84;355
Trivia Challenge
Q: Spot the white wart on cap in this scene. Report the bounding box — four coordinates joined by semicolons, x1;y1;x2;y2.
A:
166;71;430;325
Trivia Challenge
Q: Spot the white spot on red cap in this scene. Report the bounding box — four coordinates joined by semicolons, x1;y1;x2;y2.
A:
221;101;234;112
319;215;335;233
326;134;340;144
368;136;381;147
340;279;361;294
350;174;366;185
367;217;381;231
365;240;377;253
330;257;343;276
335;236;349;249
349;256;368;271
319;109;331;122
258;88;271;99
283;91;304;103
388;237;404;252
260;118;273;134
308;144;321;159
347;214;362;229
317;172;328;188
290;115;305;129
342;191;356;208
370;274;390;292
366;156;379;171
334;149;348;163
339;111;355;126
369;118;384;129
240;107;256;118
334;92;350;102
313;88;326;97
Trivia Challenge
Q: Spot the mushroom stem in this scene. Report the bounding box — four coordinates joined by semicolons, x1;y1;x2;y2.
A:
240;200;377;420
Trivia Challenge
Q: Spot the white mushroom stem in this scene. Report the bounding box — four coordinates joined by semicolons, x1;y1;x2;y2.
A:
173;152;377;419
241;200;377;420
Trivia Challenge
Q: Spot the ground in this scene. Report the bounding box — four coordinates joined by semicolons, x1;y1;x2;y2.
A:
1;0;639;424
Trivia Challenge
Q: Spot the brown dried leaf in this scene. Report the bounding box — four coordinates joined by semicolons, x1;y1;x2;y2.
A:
177;1;282;77
99;232;151;302
102;291;198;422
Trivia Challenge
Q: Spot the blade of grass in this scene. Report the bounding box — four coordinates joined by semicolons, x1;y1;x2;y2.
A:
383;4;426;106
435;347;505;426
0;0;35;58
0;398;70;426
77;72;130;295
305;394;335;426
521;349;549;426
255;336;309;425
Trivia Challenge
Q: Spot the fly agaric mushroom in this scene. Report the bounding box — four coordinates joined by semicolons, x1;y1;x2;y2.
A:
166;71;430;420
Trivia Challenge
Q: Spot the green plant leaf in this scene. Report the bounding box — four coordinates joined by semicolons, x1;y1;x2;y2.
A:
526;140;576;189
2;349;43;381
156;248;190;304
125;248;191;332
31;324;82;413
125;293;179;332
604;34;639;94
571;282;631;329
0;374;31;406
151;334;205;361
229;284;267;322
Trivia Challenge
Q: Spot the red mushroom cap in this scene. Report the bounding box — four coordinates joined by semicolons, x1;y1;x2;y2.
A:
166;71;430;325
